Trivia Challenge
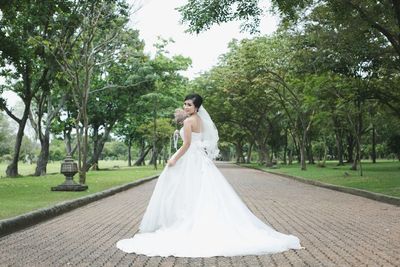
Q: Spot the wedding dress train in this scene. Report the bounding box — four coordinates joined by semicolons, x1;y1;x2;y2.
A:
116;127;303;257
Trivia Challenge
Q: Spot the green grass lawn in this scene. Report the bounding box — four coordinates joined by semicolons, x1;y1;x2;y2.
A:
242;160;400;198
0;161;162;220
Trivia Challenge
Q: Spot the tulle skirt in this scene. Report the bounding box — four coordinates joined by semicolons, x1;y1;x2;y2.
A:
116;143;302;257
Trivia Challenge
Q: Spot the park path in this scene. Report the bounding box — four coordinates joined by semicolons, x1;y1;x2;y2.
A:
0;162;399;267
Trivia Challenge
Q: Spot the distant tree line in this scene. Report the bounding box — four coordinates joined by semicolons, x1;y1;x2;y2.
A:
182;0;400;171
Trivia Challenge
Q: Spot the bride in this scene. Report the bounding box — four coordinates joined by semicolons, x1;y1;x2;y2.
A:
116;93;304;257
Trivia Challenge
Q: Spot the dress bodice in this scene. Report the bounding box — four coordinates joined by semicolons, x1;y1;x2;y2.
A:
179;127;202;142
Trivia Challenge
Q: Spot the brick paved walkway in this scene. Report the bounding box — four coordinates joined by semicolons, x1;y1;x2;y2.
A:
1;163;399;267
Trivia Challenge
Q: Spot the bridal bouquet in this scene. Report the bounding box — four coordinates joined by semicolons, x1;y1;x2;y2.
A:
174;108;187;124
173;108;187;149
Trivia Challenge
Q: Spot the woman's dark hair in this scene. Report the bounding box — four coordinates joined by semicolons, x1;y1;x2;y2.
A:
184;93;203;111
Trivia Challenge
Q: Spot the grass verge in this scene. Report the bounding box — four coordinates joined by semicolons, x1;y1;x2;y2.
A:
241;161;400;198
0;164;162;220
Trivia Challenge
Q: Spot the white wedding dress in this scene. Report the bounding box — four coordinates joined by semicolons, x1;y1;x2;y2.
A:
116;127;303;257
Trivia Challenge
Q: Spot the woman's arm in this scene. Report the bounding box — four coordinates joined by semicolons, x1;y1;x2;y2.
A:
168;119;192;166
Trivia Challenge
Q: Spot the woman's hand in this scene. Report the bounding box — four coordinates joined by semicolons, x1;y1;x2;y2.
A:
167;158;177;167
167;120;191;168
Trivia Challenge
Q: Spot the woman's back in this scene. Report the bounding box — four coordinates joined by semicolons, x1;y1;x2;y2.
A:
185;115;202;133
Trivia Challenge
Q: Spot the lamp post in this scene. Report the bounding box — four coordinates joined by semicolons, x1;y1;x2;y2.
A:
51;154;88;191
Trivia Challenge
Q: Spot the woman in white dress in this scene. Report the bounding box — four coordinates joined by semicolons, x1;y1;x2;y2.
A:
116;93;304;257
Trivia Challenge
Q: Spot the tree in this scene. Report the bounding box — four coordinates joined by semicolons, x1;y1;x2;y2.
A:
179;0;400;118
0;0;58;176
179;0;400;168
85;28;150;170
189;69;252;163
218;40;281;166
238;35;318;170
138;38;191;169
23;0;80;176
47;0;130;183
136;118;175;166
29;81;67;176
114;114;143;166
388;134;400;160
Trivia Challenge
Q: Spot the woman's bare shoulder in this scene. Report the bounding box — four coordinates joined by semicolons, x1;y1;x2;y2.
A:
183;116;195;123
185;116;202;123
183;116;201;129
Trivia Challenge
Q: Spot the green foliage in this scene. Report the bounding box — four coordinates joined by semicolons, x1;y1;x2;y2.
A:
178;0;263;33
49;139;67;161
102;141;129;160
388;134;400;158
191;23;400;169
88;28;149;128
179;0;400;118
137;118;174;145
19;137;39;163
178;0;318;33
0;113;13;156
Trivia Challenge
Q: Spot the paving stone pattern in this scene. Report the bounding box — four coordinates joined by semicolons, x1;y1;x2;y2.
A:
0;163;399;266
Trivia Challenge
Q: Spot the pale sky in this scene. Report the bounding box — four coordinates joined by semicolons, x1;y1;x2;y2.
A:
1;0;279;105
128;0;279;78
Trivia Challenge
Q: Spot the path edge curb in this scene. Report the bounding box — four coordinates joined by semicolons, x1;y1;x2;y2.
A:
0;174;159;238
238;163;400;207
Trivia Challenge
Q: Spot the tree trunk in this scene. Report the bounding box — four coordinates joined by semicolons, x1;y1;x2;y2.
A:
293;136;301;163
306;136;314;164
135;140;149;166
221;149;230;161
283;129;288;165
152;103;157;170
246;142;253;163
75;111;83;183
6;105;31;177
149;148;158;165
63;127;74;155
6;64;32;177
300;119;312;171
288;149;293;165
6;119;27;177
128;139;132;167
31;82;66;176
235;142;245;163
332;115;345;166
317;138;328;167
371;124;376;163
350;99;363;175
85;124;113;171
321;142;327;166
158;147;164;165
299;140;307;171
335;131;344;166
91;125;100;170
34;130;50;176
258;143;272;167
346;133;354;163
163;144;168;164
80;106;89;183
351;141;360;170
